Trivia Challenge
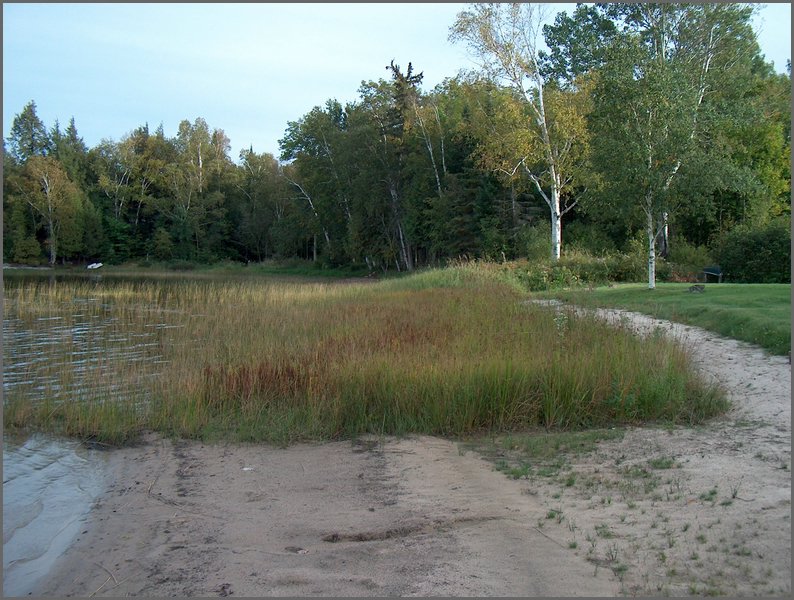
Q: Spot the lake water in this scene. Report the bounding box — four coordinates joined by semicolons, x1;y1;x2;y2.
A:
2;271;177;596
2;434;109;597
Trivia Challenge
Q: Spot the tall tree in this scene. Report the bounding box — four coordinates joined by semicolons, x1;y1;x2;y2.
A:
367;61;425;270
6;100;51;164
232;149;290;261
450;3;591;260
280;100;355;262
540;3;619;85
588;3;764;288
12;156;83;264
161;118;228;260
52;116;89;188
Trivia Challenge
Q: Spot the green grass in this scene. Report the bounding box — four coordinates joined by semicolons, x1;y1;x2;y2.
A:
461;427;625;480
3;266;728;445
540;283;791;356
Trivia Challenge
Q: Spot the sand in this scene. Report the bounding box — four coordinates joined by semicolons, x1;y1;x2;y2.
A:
31;307;790;597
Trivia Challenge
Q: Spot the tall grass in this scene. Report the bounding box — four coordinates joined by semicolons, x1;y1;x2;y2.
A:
3;267;727;445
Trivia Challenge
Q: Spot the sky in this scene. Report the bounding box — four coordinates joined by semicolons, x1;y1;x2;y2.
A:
3;2;791;162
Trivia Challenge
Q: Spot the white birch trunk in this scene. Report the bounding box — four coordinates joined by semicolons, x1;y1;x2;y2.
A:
284;176;331;247
646;209;656;290
551;205;562;261
550;174;562;260
389;184;413;271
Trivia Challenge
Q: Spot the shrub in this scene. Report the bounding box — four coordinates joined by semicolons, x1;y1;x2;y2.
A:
565;221;618;255
666;240;713;282
559;252;612;284
167;259;197;271
716;219;791;283
151;227;174;261
668;239;713;269
605;252;645;283
11;236;45;265
516;224;552;261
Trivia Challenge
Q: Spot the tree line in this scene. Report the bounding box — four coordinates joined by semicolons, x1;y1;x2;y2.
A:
3;3;790;285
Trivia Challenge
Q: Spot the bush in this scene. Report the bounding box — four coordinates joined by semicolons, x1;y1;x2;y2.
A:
516;224;551;261
151;227;174;261
667;239;713;282
564;222;618;255
12;236;45;265
668;239;713;268
167;259;197;271
716;219;791;283
559;252;612;284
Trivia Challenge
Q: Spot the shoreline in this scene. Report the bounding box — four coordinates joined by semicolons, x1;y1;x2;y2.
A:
20;308;794;596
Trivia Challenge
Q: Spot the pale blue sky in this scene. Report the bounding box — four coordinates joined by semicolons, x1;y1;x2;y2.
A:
3;2;791;162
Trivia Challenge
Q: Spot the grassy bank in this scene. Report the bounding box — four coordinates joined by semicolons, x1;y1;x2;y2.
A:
3;267;727;445
540;283;791;356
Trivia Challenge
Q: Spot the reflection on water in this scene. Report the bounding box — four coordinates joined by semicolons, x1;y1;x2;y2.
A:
2;434;109;597
3;278;175;407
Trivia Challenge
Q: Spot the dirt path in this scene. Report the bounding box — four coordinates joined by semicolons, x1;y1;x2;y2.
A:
517;303;791;596
32;308;790;597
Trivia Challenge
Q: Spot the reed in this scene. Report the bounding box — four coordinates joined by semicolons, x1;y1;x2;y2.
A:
3;267;728;445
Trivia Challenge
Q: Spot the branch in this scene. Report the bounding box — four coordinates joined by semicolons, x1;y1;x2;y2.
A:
522;161;552;209
561;187;587;216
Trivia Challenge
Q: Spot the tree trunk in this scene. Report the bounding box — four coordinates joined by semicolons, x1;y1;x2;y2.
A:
397;221;413;271
550;178;562;260
647;209;657;290
389;183;413;271
551;208;562;261
47;220;57;265
658;211;669;258
510;186;519;228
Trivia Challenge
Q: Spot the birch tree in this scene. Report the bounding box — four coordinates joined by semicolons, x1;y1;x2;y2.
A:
280;100;355;262
588;3;763;288
16;156;83;264
450;2;590;260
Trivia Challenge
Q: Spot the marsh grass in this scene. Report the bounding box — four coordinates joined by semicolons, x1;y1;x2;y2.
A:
3;266;728;445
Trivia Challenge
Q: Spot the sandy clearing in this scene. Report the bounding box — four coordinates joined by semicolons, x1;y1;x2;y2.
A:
31;433;618;597
31;305;790;597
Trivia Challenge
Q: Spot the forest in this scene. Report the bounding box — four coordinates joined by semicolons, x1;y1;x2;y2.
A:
3;3;791;284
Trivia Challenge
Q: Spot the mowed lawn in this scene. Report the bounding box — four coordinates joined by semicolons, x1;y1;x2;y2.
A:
544;283;791;356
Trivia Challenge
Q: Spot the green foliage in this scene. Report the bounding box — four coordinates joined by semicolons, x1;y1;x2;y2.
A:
166;259;197;271
11;236;45;264
587;4;766;288
501;248;674;292
151;227;175;260
517;224;552;261
5;100;51;163
564;221;618;255
3;3;787;275
716;219;791;283
666;239;713;282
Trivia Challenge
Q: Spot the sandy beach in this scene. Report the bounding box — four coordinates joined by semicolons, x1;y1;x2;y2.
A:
30;308;791;597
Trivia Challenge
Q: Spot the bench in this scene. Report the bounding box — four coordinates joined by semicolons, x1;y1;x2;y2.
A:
701;265;723;283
